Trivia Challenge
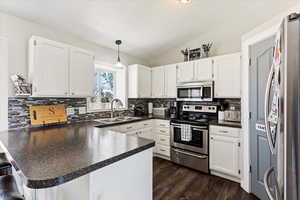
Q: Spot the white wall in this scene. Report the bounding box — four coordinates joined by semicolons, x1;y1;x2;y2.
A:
150;19;269;67
0;36;8;131
240;2;300;192
0;12;148;97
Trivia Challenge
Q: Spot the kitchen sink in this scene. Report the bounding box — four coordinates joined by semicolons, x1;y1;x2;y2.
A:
94;116;142;124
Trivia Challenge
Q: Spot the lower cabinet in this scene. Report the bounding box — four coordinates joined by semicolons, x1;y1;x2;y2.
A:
209;125;241;182
106;119;171;160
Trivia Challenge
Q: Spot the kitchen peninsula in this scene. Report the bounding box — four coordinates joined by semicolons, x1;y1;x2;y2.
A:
0;122;155;200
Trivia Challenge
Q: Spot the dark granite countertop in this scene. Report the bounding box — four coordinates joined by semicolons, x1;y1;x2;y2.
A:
209;120;242;128
0;122;155;189
94;116;170;128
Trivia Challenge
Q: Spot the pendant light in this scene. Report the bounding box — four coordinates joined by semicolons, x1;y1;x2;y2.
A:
115;40;123;67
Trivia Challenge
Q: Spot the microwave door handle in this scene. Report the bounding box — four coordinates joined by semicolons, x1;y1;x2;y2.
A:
264;64;276;154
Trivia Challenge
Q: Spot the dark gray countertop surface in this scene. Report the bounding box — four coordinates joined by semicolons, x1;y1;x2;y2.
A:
0;121;155;189
209;120;242;128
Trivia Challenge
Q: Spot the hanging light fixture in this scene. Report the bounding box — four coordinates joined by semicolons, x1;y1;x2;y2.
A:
115;40;123;67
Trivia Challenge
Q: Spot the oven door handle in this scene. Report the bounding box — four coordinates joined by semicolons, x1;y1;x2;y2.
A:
171;123;207;130
172;149;208;159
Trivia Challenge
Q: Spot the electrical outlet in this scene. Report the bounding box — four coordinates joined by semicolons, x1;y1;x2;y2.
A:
66;107;75;116
78;107;87;115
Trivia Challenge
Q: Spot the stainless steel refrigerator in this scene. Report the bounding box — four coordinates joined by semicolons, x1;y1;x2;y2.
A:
263;13;300;200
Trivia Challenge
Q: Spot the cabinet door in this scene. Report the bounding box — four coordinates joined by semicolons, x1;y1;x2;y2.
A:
210;135;240;178
30;37;69;96
214;53;241;98
152;67;165;98
138;66;152;98
69;47;94;97
138;128;153;140
194;58;213;81
164;64;177;98
176;62;194;83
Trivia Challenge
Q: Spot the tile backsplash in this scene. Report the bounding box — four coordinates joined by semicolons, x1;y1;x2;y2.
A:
8;97;131;129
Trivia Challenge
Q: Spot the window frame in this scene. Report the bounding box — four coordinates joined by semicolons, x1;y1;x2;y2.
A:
87;61;128;113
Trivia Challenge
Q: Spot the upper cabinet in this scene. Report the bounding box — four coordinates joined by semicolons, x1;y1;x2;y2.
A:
177;58;213;83
151;64;177;98
128;64;152;98
194;58;214;81
213;53;241;98
164;64;177;98
29;36;95;97
69;47;95;97
29;37;69;96
152;66;165;98
176;61;194;83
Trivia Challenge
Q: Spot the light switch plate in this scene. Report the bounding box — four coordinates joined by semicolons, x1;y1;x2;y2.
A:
66;107;75;116
78;107;87;115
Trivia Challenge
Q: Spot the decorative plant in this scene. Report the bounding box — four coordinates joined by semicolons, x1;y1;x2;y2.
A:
202;43;213;57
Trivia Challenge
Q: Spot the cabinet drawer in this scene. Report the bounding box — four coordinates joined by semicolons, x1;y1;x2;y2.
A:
155;128;170;136
156;145;170;157
157;135;170;146
139;120;152;129
154;120;170;128
210;125;240;138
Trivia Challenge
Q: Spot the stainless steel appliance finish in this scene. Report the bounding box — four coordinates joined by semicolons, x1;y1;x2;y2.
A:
170;123;208;154
171;148;209;173
177;81;213;102
224;110;241;122
170;103;217;173
263;14;300;200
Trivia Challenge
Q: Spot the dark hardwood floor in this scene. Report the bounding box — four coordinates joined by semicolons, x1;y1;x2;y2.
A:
153;157;258;200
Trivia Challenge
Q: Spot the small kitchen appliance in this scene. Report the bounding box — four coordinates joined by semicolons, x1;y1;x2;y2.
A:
176;81;213;102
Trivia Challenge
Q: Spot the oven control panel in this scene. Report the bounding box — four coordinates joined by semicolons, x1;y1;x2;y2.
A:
182;105;217;113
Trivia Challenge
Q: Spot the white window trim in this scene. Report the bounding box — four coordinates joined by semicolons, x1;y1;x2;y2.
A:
87;61;128;113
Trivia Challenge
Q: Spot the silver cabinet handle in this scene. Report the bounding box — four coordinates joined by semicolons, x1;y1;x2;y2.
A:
264;167;281;200
219;130;229;133
264;64;276;154
172;149;208;159
126;126;133;129
160;130;166;133
160;149;166;152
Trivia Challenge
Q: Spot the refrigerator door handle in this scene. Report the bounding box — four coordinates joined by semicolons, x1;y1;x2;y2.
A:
264;64;276;154
264;167;281;200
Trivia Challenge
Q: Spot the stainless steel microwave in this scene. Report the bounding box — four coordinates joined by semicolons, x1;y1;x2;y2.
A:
176;82;213;102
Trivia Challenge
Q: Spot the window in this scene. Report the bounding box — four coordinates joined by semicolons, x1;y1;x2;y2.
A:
88;61;127;111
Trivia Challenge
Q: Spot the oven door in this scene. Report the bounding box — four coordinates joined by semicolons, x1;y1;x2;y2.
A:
170;123;208;154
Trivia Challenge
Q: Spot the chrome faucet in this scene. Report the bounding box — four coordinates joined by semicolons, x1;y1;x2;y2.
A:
110;98;124;118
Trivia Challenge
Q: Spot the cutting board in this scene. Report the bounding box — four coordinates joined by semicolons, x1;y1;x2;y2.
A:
29;105;67;126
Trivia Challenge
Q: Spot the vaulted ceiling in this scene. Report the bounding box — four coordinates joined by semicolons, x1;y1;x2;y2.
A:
0;0;298;65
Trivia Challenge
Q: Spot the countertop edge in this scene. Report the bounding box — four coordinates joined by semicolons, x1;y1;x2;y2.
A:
24;141;155;189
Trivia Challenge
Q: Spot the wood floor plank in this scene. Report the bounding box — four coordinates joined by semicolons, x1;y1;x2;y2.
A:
153;157;258;200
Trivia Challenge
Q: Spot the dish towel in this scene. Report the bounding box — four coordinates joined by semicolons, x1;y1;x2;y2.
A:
181;124;192;142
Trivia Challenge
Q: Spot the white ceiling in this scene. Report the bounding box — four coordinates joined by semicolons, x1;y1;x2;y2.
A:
0;0;298;64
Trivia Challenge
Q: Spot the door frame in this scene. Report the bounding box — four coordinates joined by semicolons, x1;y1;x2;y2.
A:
241;23;283;192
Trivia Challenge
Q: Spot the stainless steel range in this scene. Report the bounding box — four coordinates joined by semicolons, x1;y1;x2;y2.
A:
170;104;218;173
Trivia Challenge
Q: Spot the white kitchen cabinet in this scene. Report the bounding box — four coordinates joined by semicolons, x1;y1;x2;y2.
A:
138;127;153;140
193;58;213;81
29;36;95;97
213;53;241;98
128;65;152;98
209;125;241;182
69;47;94;97
29;36;69;97
164;64;177;98
176;61;194;83
177;59;213;83
151;67;165;98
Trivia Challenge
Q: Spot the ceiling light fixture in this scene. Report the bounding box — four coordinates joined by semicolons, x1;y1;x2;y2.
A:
115;40;123;67
178;0;191;4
